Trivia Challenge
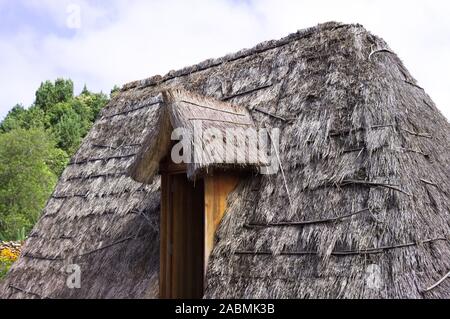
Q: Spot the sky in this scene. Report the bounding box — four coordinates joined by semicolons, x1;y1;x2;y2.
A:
0;0;449;120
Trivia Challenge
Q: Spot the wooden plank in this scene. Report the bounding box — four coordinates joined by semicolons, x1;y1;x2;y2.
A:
204;173;239;273
185;186;192;297
159;155;187;174
163;174;205;299
159;173;168;298
193;180;205;297
171;176;182;298
160;162;238;298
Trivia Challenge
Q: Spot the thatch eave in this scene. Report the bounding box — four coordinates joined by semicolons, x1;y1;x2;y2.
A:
129;88;265;183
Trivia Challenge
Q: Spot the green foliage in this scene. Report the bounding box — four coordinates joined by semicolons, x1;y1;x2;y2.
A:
53;110;84;154
16;227;27;242
46;147;70;177
0;258;13;279
0;79;110;242
0;105;27;132
47;92;108;155
81;84;90;95
0;129;62;240
2;79;108;156
0;105;45;133
0;246;19;279
110;85;121;98
35;78;74;112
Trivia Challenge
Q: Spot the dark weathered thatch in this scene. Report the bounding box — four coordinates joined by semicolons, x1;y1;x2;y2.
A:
1;21;449;299
129;88;264;183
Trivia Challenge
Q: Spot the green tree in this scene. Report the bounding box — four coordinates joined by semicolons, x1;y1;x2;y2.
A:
0;128;68;240
35;79;74;112
0;105;45;133
53;110;84;155
0;79;109;241
81;84;90;95
110;85;121;98
0;105;27;132
77;91;108;123
2;80;108;156
46;91;108;155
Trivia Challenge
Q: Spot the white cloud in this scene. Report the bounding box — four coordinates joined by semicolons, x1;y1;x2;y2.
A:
0;32;56;111
0;0;449;120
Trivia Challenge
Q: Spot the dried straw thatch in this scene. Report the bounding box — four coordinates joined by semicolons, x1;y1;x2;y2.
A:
1;22;449;299
129;88;264;183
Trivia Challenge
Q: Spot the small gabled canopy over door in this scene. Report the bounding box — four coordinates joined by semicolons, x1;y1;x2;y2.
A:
128;88;267;184
129;89;266;299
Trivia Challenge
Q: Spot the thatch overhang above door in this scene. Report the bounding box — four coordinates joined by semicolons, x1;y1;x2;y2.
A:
128;88;267;183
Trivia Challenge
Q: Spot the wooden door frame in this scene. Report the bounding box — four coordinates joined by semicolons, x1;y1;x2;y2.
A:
159;161;191;299
159;160;240;299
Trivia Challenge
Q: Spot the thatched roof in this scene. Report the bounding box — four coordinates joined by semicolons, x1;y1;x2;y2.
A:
129;88;264;183
1;21;449;299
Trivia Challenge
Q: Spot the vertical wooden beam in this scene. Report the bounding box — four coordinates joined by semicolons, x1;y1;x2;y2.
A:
204;173;239;274
171;175;182;298
159;173;169;299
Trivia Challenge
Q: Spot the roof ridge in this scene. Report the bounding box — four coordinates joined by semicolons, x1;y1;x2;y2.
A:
122;21;363;92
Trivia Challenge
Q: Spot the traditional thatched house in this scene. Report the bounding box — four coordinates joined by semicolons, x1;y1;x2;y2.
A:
1;22;449;299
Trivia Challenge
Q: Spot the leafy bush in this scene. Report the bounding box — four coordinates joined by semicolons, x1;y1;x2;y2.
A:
0;246;20;279
0;258;13;279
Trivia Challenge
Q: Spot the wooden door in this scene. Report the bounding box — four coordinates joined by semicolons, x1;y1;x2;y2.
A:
160;172;204;299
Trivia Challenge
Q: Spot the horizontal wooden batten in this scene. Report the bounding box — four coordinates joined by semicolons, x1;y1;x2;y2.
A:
159;161;187;175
